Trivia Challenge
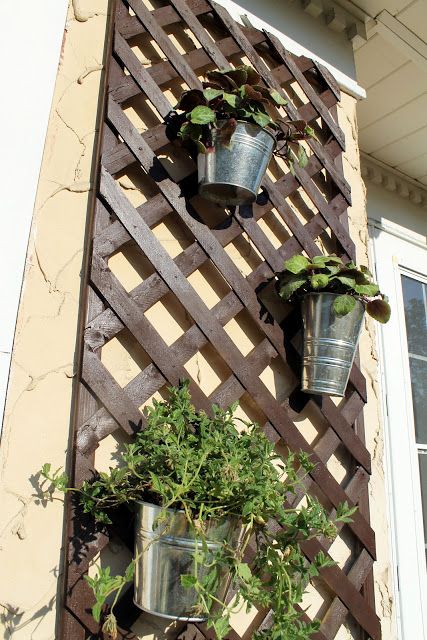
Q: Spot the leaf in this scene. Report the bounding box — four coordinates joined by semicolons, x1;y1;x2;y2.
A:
203;88;223;102
241;84;268;103
334;275;356;288
244;66;261;85
252;111;272;127
332;295;356;316
206;70;237;91
279;275;307;300
176;89;206;111
187;105;216;125
237;562;252;581
269;88;287;105
297;144;308;168
212;617;230;640
353;283;380;296
312;254;342;265
218;118;237;148
283;255;310;274
92;601;103;623
367;298;391;323
180;574;197;588
310;274;329;289
224;67;248;87
124;561;135;582
222;92;239;108
41;463;51;477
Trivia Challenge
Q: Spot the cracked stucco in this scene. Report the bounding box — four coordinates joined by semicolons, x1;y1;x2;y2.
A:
0;1;108;637
338;94;398;640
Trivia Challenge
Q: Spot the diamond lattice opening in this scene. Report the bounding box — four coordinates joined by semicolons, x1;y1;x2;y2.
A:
184;344;231;396
100;329;152;388
144;292;193;346
108;241;154;292
152;212;194;259
224;309;264;356
187;261;232;310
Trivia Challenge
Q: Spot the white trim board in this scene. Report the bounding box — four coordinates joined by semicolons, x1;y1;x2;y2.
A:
0;0;69;429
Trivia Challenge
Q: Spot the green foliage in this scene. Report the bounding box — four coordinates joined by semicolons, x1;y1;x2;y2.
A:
175;65;314;168
277;253;391;322
41;382;358;640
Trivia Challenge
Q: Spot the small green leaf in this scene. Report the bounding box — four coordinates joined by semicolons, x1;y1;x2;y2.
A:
222;92;239;107
366;299;391;323
203;88;223;102
312;255;342;265
283;255;310;274
180;574;197;588
310;273;329;289
332;295;356;316
252;111;272;127
212;617;230;640
334;275;357;288
354;283;380;296
269;88;287;105
187;105;216;125
279;275;307;300
297;144;308;168
237;562;252;581
92;601;103;623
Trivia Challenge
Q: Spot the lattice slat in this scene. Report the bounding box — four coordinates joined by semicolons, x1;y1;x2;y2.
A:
59;2;380;639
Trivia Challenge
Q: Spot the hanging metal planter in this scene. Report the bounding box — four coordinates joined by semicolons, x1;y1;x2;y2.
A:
301;292;365;397
197;120;276;206
134;501;240;621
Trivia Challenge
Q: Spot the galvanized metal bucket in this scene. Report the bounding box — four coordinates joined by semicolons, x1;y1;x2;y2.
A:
198;120;276;206
301;293;365;397
134;501;239;621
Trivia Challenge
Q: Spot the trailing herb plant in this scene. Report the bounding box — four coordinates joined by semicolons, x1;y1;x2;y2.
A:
276;253;391;322
41;381;356;640
175;65;315;173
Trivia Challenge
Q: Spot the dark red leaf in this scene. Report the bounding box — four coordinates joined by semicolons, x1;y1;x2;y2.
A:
218;118;237;148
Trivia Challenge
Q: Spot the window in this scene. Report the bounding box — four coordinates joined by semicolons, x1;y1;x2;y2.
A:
371;222;427;639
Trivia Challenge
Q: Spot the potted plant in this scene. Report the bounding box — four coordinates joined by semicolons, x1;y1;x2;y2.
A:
174;65;315;206
41;381;356;639
276;254;391;396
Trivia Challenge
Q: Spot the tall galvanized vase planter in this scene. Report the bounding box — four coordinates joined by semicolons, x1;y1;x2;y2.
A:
134;502;239;620
198;120;276;206
301;292;365;396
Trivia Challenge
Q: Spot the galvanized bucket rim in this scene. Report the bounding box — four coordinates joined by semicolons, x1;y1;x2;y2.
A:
214;118;277;148
301;291;365;308
135;500;239;527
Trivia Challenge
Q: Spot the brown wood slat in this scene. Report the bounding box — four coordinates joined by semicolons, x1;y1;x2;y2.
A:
266;33;345;150
61;1;380;638
99;137;376;556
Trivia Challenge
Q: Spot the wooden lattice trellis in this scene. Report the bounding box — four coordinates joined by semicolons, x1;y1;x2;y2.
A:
60;1;380;638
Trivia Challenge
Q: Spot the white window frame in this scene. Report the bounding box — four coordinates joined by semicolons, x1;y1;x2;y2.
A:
370;221;427;640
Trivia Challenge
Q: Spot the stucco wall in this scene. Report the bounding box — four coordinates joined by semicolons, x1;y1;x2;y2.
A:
0;2;395;639
338;93;397;640
0;1;108;637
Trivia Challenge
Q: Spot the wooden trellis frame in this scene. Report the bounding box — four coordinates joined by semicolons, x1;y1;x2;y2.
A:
60;1;380;638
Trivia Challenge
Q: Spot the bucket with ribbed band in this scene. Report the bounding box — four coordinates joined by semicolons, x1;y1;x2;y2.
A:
301;293;365;397
134;501;239;621
197;120;276;206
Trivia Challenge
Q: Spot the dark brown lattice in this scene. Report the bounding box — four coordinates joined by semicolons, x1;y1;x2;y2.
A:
59;1;380;639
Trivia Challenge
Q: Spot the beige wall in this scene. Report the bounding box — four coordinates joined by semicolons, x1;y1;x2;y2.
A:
0;2;396;639
0;1;108;637
338;93;397;640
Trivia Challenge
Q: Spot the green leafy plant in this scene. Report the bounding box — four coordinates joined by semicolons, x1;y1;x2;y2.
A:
276;253;391;322
175;65;315;172
40;382;357;640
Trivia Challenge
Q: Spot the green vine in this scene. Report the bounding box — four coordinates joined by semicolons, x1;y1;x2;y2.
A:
40;382;356;640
